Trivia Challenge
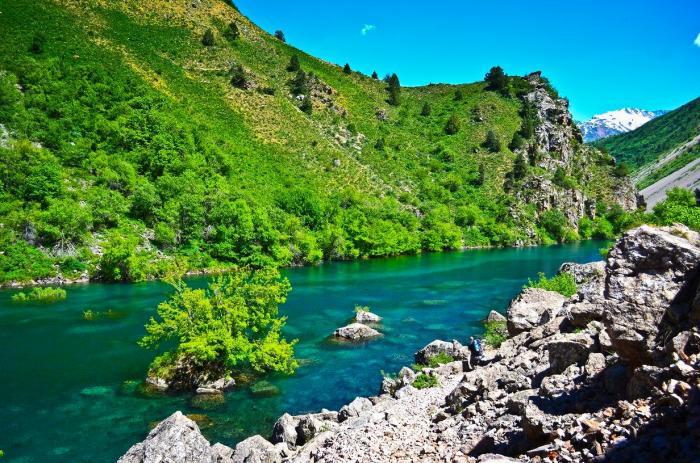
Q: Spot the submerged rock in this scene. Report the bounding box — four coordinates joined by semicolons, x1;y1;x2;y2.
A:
333;323;381;341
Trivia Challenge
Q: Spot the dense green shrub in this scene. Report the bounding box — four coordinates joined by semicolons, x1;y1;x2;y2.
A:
201;28;215;47
287;55;300;72
140;267;297;381
444;115;460;135
484;130;501;152
485;66;507;95
413;373;439;389
427;352;454;367
483;320;507;347
525;272;577;297
343;63;351;74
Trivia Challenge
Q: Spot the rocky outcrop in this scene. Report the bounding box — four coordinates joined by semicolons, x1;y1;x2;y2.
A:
332;323;381;341
506;288;567;335
118;412;234;463
122;225;700;463
146;356;235;394
354;310;381;323
414;339;471;365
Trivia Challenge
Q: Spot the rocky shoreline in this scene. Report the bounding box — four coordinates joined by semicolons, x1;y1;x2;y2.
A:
119;224;700;463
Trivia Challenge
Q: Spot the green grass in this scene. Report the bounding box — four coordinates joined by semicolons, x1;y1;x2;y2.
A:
426;352;455;367
413;373;439;389
524;272;577;298
11;287;67;303
637;144;700;190
0;0;624;284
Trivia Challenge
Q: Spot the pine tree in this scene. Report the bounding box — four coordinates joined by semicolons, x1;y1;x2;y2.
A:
444;114;460;135
386;73;401;106
290;69;308;96
229;63;247;89
300;95;312;114
371;71;378;79
343;63;352;74
420;102;431;117
484;130;501;152
454;89;463;101
513;153;527;180
29;33;45;54
484;66;508;95
287;55;300;72
225;22;240;41
275;30;286;42
477;164;486;186
202;28;215;47
374;138;385;150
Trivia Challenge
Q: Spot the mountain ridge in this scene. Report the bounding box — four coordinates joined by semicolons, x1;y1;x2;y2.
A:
578;107;667;143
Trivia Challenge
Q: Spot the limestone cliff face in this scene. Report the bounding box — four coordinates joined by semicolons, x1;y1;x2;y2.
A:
120;224;700;463
512;72;637;231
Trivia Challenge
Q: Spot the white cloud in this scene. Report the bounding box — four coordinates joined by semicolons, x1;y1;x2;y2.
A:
361;24;376;36
695;33;700;47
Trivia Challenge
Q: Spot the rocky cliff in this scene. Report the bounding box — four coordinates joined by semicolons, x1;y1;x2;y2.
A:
512;73;638;230
119;224;700;463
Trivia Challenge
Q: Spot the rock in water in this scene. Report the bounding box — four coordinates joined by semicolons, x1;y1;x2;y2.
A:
333;323;380;341
117;411;233;463
604;225;700;364
506;288;567;335
354;310;381;323
485;310;507;323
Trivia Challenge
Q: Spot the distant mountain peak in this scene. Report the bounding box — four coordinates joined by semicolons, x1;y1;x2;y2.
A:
578;108;667;143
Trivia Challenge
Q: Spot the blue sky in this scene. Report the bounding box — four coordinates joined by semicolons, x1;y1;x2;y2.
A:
235;0;700;120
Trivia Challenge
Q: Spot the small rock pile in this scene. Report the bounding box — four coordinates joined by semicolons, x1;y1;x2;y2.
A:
119;224;700;463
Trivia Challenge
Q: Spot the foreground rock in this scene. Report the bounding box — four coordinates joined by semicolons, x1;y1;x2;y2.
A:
118;412;233;463
506;288;567;335
333;323;380;341
122;225;700;462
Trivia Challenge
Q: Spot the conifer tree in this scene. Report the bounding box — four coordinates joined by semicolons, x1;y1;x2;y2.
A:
421;102;431;117
290;69;308;96
275;30;286;42
202;28;215;47
484;130;501;152
371;71;378;79
485;66;508;95
300;95;312;114
386;73;401;106
229;63;247;88
343;63;352;74
287;55;300;72
454;89;463;101
513;153;527;179
225;22;240;41
444;114;460;135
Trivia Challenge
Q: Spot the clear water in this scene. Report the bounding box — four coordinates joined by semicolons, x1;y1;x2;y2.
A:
0;243;603;462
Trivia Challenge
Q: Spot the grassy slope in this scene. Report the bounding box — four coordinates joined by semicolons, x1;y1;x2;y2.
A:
596;97;700;187
0;0;615;284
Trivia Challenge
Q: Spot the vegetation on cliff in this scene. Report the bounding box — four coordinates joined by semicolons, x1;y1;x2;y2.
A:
0;0;629;285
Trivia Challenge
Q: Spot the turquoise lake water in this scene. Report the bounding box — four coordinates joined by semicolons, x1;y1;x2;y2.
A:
0;242;604;462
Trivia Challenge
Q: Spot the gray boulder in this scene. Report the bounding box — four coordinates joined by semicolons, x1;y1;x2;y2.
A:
414;339;470;365
270;413;297;447
604;225;700;364
545;332;596;374
118;411;232;463
354;310;381;323
232;435;280;463
506;288;567;336
559;261;606;302
333;323;381;341
338;397;372;422
568;301;604;327
486;310;507;323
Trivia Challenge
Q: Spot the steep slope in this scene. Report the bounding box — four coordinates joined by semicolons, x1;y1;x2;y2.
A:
578;108;666;143
0;0;630;285
596;97;700;193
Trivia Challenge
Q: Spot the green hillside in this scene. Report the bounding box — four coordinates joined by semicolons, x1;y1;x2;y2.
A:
596;97;700;188
0;0;625;285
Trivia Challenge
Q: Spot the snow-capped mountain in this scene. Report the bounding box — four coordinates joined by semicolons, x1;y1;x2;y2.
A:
578;108;667;143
